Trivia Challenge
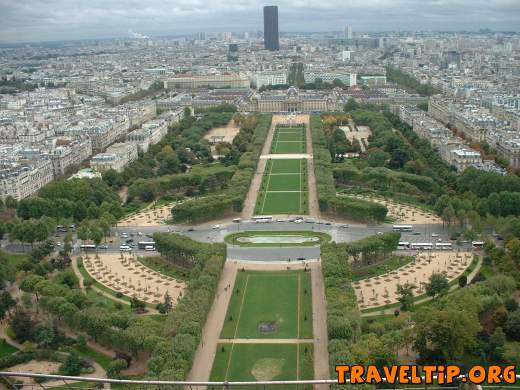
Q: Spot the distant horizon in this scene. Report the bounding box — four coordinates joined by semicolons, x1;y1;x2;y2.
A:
1;28;519;47
1;0;519;44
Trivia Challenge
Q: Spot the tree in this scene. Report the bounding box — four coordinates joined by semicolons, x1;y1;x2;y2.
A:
35;322;56;347
397;282;416;311
157;292;173;314
458;275;467;288
441;205;456;227
90;227;104;248
10;309;36;342
506;237;520;264
425;273;450;298
107;359;128;378
4;196;18;209
0;291;16;320
60;352;83;376
130;295;146;312
505;309;520;341
77;225;91;243
413;306;480;360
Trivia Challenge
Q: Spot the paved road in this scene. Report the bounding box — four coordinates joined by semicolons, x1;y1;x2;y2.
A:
3;219;464;262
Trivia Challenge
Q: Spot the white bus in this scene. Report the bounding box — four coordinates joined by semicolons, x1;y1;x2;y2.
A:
392;224;414;232
472;241;484;250
410;242;433;250
138;241;155;250
253;216;273;223
397;241;410;250
79;244;97;251
435;242;453;250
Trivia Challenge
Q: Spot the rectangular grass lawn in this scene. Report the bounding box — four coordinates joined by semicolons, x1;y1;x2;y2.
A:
210;343;314;387
261;192;303;214
221;271;313;339
256;159;308;215
271;127;306;154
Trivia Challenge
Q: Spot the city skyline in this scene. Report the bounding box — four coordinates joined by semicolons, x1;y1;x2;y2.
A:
1;0;520;43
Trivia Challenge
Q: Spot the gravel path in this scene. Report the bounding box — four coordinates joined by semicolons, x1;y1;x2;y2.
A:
187;261;238;385
311;262;330;389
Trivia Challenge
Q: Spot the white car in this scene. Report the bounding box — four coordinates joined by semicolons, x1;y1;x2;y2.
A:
294;219;303;224
212;224;220;230
121;233;128;238
431;233;439;237
119;245;132;252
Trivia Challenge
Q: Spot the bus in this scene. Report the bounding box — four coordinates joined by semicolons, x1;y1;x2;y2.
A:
472;241;484;250
252;216;273;223
397;241;410;250
392;224;414;232
79;244;97;251
410;242;433;250
138;241;155;250
435;242;453;250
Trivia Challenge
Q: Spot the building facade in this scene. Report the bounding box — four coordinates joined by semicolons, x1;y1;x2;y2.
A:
263;6;279;51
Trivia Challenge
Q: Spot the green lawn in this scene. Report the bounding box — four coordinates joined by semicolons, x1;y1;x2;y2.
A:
209;343;313;388
221;271;313;339
0;339;18;358
271;127;306;154
255;159;308;215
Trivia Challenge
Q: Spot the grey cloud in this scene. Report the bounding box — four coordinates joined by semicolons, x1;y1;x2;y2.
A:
0;0;519;43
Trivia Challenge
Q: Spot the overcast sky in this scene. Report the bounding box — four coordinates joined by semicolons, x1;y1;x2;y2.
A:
1;0;519;43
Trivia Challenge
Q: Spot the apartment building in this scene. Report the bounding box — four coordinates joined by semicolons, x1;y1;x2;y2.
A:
0;159;54;200
61;116;130;152
127;119;168;153
90;142;138;173
164;74;250;90
50;137;93;177
304;71;357;87
251;71;287;88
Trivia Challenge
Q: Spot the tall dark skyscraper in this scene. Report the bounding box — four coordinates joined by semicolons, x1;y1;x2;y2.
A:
263;6;279;51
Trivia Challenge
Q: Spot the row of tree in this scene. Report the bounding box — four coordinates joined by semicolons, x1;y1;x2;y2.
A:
169;114;272;223
310;115;388;222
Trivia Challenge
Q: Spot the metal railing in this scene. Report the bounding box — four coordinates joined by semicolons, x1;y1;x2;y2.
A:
2;372;520;390
0;372;335;389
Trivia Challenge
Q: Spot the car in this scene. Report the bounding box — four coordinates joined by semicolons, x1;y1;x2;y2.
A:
377;231;383;235
297;257;305;261
119;245;132;252
232;218;241;223
126;238;134;244
431;233;439;237
340;224;349;228
121;233;128;238
146;234;153;238
187;228;195;232
437;238;443;242
56;242;62;247
130;233;135;237
412;232;421;235
137;231;143;236
212;225;220;230
277;219;285;222
98;244;108;250
294;219;302;224
325;222;331;226
144;245;155;251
